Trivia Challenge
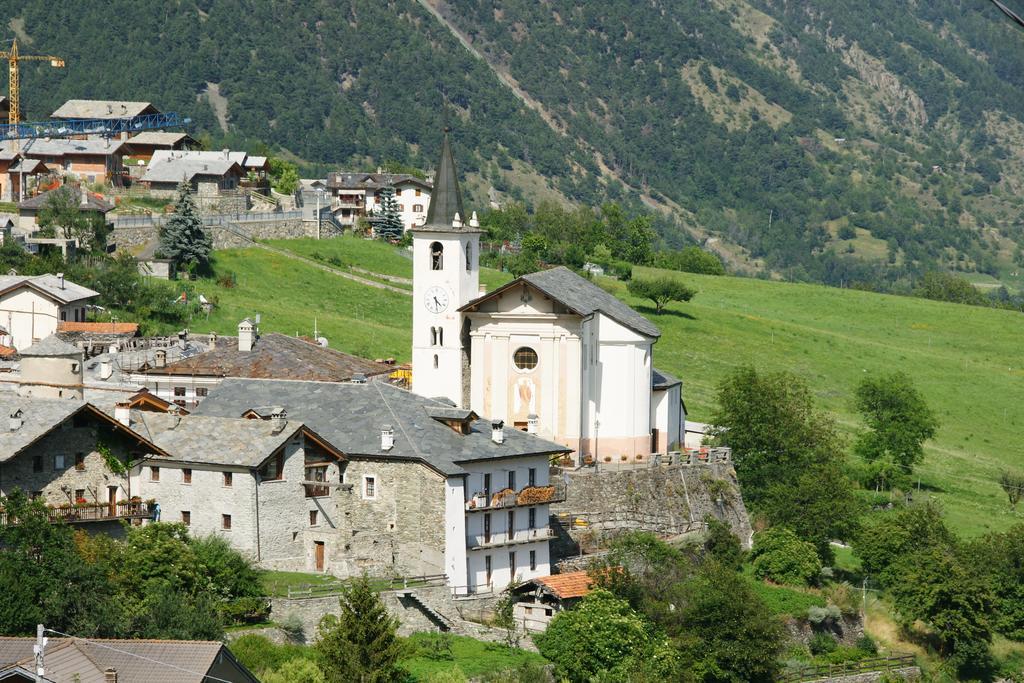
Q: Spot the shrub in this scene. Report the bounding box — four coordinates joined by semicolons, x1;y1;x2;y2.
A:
838;225;857;240
856;634;878;655
808;632;837;656
219;596;271;624
751;527;822;586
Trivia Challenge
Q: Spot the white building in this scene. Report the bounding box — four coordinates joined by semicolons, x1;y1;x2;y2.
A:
0;274;99;350
410;132;685;463
325;171;432;231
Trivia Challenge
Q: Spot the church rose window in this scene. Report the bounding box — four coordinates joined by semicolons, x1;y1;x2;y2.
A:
513;347;539;371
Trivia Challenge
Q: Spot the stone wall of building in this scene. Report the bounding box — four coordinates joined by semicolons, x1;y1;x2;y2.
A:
548;459;752;561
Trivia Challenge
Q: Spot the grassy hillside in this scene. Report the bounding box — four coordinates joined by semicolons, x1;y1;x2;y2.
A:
188;238;1023;537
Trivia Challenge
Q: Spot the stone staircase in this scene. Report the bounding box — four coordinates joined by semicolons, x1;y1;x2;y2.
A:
398;590;455;632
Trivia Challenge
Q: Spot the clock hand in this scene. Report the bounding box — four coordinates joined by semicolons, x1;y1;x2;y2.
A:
434;296;440;306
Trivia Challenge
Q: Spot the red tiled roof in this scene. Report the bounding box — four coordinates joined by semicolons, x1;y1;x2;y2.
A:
536;571;594;599
57;321;139;334
0;345;15;358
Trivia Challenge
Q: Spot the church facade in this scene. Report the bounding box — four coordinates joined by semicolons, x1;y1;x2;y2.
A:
411;131;684;464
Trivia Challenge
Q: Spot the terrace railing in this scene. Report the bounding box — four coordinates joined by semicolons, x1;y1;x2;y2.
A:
0;500;152;526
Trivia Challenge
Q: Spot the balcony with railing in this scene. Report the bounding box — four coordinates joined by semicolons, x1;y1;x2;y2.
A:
467;526;554;550
0;500;154;526
465;485;565;512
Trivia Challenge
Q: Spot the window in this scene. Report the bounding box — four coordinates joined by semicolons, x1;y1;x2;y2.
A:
75;452;86;470
394;188;402;197
150;466;160;482
74;489;85;502
507;510;515;541
182;468;192;484
60;310;66;322
431;327;443;346
32;456;43;473
485;555;492;585
483;473;491;499
305;465;329;497
223;472;233;487
430;241;443;270
173;387;186;397
196;387;208;398
71;363;79;374
413;203;423;212
259;452;285;480
465;242;472;272
509;551;517;578
484;513;491;544
528;467;536;487
399;204;405;212
433;354;438;369
181;511;191;526
530;550;537;571
513;347;539;371
363;475;376;499
54;454;66;470
222;514;232;530
310;510;319;526
528;507;536;529
508;470;516;491
415;188;422;197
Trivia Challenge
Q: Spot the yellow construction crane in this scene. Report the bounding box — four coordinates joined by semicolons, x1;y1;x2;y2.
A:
0;38;64;125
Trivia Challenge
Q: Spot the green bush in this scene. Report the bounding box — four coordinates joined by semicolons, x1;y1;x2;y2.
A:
219;596;271;624
808;632;837;656
751;527;823;586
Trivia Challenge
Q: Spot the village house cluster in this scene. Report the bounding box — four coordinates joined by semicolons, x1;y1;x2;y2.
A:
0;125;687;603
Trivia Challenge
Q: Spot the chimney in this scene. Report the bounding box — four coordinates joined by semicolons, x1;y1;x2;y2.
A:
527;414;539;435
452;212;462;229
104;668;118;683
114;402;130;427
271;408;287;434
238;319;255;352
491;420;505;445
350;373;367;385
381;425;394;451
98;358;113;380
154;348;167;369
469;211;479;228
9;409;23;432
223;149;230;160
57;272;65;289
208;331;217;348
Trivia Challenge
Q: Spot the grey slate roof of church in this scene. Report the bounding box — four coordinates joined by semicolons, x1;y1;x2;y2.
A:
462;266;661;338
194;378;569;475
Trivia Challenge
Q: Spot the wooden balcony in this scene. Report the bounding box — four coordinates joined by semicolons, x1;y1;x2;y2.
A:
465;485;565;512
0;500;154;526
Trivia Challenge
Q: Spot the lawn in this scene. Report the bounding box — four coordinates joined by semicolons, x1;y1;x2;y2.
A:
402;633;547;681
188;240;1023;537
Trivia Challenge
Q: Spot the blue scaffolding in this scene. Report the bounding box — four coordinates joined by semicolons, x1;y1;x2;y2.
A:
0;112;189;141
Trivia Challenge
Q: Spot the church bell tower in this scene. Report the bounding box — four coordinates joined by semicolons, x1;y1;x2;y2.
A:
411;128;481;406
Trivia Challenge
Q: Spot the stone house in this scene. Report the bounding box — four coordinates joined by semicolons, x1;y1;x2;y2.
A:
0;396;167;527
140;151;243;199
509;570;594;632
16;184;115;233
195;377;571;592
0;275;99;350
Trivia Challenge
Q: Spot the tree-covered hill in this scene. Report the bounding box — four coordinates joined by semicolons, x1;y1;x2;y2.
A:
7;1;1024;289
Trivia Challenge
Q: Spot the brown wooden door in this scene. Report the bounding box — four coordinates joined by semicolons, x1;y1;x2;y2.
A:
314;541;325;572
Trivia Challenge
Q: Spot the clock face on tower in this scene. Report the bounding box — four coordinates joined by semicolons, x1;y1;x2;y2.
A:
424;286;450;314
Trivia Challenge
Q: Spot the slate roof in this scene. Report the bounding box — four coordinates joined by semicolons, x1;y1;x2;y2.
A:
414;128;479;233
8;158;47;174
194;379;571;475
139;332;391;381
20;334;81;357
18;186;114;213
126;131;196;147
142;154;241;184
132;412;306;467
0;637;257;683
535;571;594;599
51;99;160;120
0;274;100;305
7;138;126;158
462;266;661;338
0;398;167;462
325;172;430;191
652;367;681;390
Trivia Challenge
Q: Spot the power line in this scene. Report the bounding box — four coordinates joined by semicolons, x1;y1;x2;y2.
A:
41;629;236;683
990;0;1024;28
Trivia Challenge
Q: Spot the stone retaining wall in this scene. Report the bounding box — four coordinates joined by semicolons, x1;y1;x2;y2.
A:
111;218;328;252
801;667;920;683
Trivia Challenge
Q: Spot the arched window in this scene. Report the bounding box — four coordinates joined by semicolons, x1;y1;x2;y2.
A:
438;327;443;346
430;327;437;346
431;242;443;271
513;347;539;371
433;354;439;369
465;242;472;272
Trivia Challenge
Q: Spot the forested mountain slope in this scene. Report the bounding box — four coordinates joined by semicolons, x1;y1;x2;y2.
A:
7;1;1024;289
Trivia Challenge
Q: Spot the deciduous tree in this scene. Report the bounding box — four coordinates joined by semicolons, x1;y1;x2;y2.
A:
627;276;696;313
854;371;938;476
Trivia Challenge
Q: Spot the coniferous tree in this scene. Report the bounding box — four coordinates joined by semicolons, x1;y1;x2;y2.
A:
314;576;405;683
159;182;212;274
372;185;404;242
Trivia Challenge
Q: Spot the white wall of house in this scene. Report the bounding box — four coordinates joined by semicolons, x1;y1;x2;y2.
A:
366;182;431;231
130;374;223;409
651;383;684;452
0;288;90;350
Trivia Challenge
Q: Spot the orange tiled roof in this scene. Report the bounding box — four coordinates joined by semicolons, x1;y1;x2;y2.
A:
0;344;16;358
57;321;139;334
536;571;594;599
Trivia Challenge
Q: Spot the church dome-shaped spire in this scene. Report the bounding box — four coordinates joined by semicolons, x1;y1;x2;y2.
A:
417;127;480;232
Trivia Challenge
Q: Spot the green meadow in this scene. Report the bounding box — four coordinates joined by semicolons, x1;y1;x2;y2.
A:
186;237;1024;536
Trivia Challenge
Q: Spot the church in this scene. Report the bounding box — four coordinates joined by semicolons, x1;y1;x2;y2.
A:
411;130;685;464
